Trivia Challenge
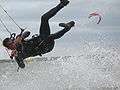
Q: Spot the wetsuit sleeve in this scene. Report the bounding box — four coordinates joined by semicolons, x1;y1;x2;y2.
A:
15;43;25;68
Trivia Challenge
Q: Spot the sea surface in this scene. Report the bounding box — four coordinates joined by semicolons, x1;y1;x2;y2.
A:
0;30;120;90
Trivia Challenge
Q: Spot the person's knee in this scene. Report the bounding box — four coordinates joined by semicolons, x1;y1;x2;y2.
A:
41;14;49;21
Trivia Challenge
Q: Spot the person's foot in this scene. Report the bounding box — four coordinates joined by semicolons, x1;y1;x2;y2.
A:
60;0;69;6
59;21;75;29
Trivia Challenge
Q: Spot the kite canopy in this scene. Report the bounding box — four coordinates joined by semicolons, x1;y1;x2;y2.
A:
89;12;102;24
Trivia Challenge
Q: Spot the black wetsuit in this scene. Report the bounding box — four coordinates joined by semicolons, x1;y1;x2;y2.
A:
15;2;72;68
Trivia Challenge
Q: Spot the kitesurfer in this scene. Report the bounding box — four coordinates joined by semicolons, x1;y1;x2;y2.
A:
2;0;75;68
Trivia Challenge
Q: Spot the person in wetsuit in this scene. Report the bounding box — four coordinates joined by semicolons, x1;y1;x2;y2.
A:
2;0;75;68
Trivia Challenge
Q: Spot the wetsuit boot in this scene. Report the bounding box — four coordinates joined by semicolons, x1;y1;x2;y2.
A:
60;0;69;6
59;21;75;29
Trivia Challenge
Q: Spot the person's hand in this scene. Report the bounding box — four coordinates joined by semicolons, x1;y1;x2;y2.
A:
15;36;23;44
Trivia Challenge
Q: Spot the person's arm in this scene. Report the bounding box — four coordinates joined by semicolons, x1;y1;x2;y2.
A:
14;36;23;44
11;31;30;62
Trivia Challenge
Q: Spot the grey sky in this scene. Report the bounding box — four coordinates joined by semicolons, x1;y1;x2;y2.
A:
0;0;120;29
0;0;120;59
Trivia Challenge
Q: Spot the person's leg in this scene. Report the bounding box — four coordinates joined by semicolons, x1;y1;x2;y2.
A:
49;21;75;40
39;0;69;40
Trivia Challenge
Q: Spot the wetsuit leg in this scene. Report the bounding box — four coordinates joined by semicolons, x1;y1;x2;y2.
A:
39;3;68;40
49;27;71;40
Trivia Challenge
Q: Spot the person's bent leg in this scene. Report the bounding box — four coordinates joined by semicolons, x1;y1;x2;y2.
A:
39;0;69;40
41;0;69;21
49;21;75;40
50;28;70;40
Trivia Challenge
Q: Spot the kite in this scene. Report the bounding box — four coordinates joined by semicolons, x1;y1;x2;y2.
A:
88;12;102;24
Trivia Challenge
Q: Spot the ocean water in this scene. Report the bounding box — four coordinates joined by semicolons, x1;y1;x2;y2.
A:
0;31;120;90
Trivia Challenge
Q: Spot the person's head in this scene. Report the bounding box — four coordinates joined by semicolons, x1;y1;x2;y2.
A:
3;38;16;50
